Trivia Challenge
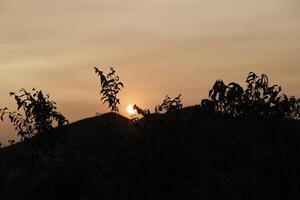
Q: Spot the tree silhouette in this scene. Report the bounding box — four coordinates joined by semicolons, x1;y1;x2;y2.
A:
133;104;150;117
94;67;124;113
0;88;68;140
8;140;15;145
202;72;300;119
155;94;183;113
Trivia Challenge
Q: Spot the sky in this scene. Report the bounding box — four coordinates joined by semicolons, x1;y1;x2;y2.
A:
0;0;300;143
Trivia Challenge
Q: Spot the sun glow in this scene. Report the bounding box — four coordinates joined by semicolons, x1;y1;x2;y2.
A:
127;104;137;115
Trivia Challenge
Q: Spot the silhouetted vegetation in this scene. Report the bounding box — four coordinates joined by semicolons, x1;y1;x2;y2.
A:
133;104;150;117
94;67;124;113
7;139;15;145
0;71;299;200
0;88;68;140
155;94;183;113
202;72;300;120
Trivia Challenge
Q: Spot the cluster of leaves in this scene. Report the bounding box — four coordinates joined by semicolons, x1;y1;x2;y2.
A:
133;104;151;117
0;89;68;140
201;72;300;119
94;67;124;113
155;94;183;113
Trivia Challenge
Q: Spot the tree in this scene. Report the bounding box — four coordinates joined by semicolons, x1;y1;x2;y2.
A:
0;88;68;140
94;67;124;113
133;104;150;117
201;72;300;119
155;94;183;113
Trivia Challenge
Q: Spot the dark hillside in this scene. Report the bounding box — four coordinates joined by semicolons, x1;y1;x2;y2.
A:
0;108;300;200
62;113;133;150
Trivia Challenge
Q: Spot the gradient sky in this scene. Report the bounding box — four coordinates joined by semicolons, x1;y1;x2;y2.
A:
1;0;300;143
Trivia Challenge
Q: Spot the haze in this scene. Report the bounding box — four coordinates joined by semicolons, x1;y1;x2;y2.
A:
1;0;300;142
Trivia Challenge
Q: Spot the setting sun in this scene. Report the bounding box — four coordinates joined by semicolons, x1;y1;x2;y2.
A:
127;104;137;115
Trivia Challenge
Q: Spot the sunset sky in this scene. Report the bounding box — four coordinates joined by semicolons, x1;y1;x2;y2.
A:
1;0;300;142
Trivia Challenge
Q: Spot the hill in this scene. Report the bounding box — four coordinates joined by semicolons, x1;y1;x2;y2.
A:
0;108;300;200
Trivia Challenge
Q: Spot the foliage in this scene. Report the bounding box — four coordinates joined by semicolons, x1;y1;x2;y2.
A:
155;94;183;113
94;67;124;113
133;104;151;117
0;88;68;140
201;72;300;119
8;140;15;145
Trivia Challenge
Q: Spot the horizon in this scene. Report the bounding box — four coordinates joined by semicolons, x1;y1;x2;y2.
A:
1;0;300;143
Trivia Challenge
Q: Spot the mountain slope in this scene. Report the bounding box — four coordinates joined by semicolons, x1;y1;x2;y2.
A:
0;108;300;200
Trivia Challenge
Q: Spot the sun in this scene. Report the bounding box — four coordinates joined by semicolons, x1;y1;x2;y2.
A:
127;104;137;115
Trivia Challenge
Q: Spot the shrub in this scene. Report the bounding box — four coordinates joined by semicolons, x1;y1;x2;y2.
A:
0;88;68;140
94;67;124;113
133;105;150;117
201;72;300;119
155;94;183;113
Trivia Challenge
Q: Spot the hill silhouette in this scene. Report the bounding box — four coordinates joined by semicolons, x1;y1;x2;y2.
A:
0;71;299;199
0;107;300;200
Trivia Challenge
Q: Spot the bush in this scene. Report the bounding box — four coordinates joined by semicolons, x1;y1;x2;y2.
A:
133;105;151;117
0;88;68;140
201;72;300;119
94;67;124;113
155;94;183;113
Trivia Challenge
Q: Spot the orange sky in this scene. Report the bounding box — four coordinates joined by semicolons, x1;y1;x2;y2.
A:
0;0;300;143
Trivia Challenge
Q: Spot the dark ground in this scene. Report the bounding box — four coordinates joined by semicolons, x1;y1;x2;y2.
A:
0;107;300;200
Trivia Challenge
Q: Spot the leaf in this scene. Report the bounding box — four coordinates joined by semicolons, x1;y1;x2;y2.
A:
118;82;124;88
100;74;107;85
